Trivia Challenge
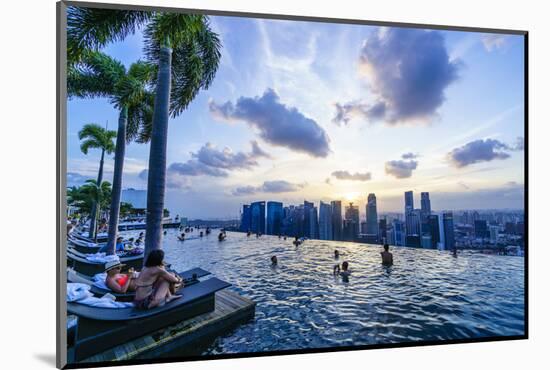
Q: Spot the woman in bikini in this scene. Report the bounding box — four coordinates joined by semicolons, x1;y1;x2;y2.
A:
104;261;137;293
133;250;183;309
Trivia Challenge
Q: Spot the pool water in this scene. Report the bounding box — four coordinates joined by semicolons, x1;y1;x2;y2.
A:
159;229;524;354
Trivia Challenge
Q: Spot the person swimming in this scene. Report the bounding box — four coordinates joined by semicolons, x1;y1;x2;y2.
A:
218;232;226;241
199;231;204;237
334;249;340;259
381;244;393;266
177;233;185;241
163;230;167;235
333;261;351;281
271;255;278;266
293;236;301;246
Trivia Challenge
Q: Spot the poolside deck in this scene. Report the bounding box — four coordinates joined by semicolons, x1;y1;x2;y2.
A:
76;290;255;364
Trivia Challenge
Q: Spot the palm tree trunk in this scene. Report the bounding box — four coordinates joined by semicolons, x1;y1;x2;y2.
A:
144;45;172;262
105;107;128;255
88;149;105;239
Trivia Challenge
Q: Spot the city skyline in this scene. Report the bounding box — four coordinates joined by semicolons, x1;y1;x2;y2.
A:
67;16;525;219
236;189;523;251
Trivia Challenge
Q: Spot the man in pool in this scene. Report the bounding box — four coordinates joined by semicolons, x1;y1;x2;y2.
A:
271;255;278;265
381;244;393;266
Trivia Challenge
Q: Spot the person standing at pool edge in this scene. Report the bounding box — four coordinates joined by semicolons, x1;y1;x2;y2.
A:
381;244;393;266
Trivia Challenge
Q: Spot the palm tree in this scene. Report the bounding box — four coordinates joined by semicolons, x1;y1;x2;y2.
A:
69;51;155;254
68;8;221;260
78;124;116;239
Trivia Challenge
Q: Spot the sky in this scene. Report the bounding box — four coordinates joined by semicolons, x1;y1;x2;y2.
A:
67;13;525;220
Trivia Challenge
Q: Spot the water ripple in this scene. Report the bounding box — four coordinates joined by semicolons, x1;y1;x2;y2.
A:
158;230;524;354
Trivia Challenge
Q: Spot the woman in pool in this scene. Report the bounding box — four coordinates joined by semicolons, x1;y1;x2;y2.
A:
105;261;137;293
133;250;183;309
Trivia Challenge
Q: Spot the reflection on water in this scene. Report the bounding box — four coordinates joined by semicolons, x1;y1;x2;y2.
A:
158;229;524;354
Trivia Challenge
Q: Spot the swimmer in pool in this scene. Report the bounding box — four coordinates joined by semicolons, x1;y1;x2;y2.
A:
381;244;393;266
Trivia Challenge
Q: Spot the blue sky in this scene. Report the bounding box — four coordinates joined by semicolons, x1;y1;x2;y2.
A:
67;14;525;219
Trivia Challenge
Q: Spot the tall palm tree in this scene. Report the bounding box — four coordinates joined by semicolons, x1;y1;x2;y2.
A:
68;8;221;260
69;51;155;254
78;123;116;239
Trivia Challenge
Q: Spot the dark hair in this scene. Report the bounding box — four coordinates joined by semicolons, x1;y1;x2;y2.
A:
145;249;165;267
384;244;389;251
117;236;123;241
342;261;349;270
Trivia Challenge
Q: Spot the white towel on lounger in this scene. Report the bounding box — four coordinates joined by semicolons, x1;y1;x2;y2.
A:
66;283;133;308
84;253;120;264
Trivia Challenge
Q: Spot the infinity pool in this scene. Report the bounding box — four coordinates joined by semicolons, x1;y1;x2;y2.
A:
157;229;524;354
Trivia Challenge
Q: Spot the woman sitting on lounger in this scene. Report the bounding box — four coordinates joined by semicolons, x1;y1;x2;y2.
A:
133;250;183;309
105;261;137;293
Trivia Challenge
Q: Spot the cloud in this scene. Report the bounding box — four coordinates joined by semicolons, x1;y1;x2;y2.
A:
139;169;193;190
231;180;305;196
192;142;267;170
250;140;272;159
331;170;372;181
168;160;228;177
513;136;524;151
333;28;460;125
332;101;386;126
401;152;419;159
482;34;508;52
161;141;272;181
446;138;521;168
67;172;91;186
209;89;331;157
385;159;418;179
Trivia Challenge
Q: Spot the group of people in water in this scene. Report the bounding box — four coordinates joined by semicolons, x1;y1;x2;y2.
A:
269;239;395;283
99;229;397;309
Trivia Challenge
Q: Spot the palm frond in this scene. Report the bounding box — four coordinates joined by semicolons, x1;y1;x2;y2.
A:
78;123;117;154
67;6;151;64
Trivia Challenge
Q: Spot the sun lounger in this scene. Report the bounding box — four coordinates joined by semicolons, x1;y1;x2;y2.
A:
68;237;104;254
67;252;144;277
68;277;231;362
67;267;211;301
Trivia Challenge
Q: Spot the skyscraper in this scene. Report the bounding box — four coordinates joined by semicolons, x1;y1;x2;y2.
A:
393;219;405;246
378;218;387;244
474;220;488;238
442;211;455;250
266;201;283;235
240;204;251;232
331;200;343;241
250;201;266;234
344;202;360;241
404;191;414;212
427;214;440;248
406;209;421;240
303;200;318;239
366;193;378;238
319;201;333;240
420;192;431;214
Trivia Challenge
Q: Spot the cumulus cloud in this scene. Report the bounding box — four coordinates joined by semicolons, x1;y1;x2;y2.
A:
401;152;419;159
332;101;386;126
447;138;523;168
67;172;91;186
482;34;508;52
385;159;418;179
168;160;228;177
209;89;331;157
231;180;305;196
333;28;460;125
192;142;266;170
331;170;372;181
